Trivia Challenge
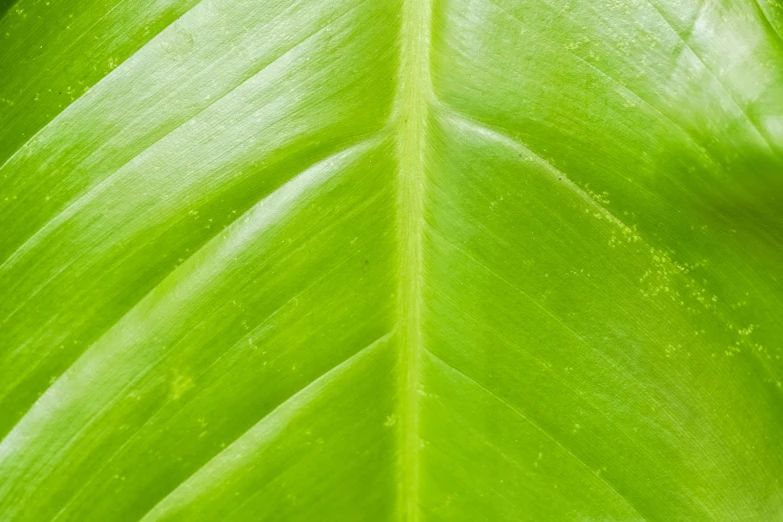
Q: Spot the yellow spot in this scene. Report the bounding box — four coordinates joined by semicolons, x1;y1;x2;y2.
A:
170;374;195;400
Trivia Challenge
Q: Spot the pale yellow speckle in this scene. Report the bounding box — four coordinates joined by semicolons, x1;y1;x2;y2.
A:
170;374;195;400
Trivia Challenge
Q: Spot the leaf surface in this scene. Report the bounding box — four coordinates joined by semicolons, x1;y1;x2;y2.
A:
1;0;782;520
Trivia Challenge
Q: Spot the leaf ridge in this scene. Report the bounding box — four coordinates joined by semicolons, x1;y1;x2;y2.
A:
48;190;388;522
439;108;643;240
423;349;649;522
138;331;394;522
0;0;203;174
642;0;780;155
440;109;783;405
482;0;778;156
428;227;595;352
0;136;380;449
750;0;783;50
484;0;719;164
567;53;727;170
0;0;19;21
0;12;347;272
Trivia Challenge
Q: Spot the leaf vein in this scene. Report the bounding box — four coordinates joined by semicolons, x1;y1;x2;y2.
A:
0;135;379;448
424;349;649;522
0;0;201;173
0;14;346;272
138;331;394;522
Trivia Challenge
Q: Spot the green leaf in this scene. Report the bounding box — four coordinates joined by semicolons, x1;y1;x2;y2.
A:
1;0;782;520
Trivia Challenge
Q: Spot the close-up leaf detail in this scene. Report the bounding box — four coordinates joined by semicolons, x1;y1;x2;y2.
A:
1;0;782;520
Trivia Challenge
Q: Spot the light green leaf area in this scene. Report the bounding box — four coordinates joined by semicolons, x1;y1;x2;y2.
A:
1;0;782;520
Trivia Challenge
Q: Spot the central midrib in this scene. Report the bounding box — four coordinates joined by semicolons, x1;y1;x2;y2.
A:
395;0;432;521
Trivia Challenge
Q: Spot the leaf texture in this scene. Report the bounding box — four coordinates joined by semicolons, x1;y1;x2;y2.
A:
1;0;782;520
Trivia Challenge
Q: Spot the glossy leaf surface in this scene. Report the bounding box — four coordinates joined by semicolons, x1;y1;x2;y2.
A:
1;0;782;520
